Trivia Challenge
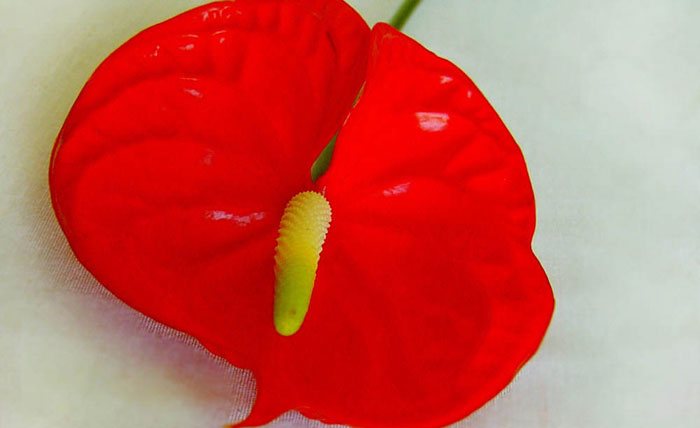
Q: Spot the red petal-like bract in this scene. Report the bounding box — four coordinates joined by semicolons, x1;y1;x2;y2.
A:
50;2;553;427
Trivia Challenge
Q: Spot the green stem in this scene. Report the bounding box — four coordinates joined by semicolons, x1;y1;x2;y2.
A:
310;0;423;182
388;0;423;31
310;135;337;181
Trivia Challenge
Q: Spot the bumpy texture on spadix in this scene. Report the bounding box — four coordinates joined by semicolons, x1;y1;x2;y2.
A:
49;2;554;428
274;191;332;336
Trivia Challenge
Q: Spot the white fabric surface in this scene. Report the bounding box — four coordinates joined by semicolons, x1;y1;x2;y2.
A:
1;1;699;427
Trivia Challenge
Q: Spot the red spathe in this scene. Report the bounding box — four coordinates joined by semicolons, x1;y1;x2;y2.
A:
49;1;555;427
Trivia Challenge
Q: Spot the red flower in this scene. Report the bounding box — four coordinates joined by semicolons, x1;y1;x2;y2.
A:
49;1;554;427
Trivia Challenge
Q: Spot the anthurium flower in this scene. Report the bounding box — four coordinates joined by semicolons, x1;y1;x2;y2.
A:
49;1;554;427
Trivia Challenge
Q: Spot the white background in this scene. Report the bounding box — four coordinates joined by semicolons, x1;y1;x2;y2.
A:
1;1;698;427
